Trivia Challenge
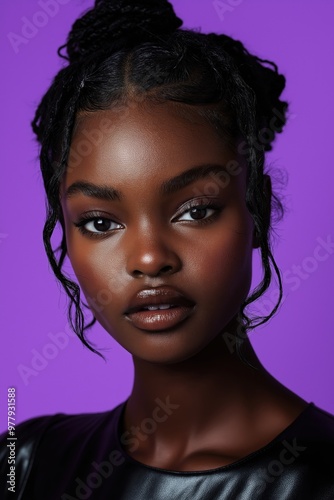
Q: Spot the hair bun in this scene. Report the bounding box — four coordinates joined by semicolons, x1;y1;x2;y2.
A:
60;0;183;63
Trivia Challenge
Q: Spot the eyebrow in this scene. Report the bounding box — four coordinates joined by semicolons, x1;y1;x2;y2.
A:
64;163;228;201
160;163;227;195
65;182;122;201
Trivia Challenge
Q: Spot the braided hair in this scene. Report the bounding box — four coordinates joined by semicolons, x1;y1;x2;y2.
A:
32;0;288;360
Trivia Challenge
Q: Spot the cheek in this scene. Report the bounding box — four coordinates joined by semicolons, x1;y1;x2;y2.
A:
192;228;253;311
65;235;121;313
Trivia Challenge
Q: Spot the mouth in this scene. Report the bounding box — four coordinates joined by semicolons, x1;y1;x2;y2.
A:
123;287;196;332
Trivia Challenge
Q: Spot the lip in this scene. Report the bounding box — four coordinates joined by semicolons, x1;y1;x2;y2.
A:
123;286;196;332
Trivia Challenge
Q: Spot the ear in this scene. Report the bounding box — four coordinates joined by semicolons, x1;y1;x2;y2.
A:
252;174;272;249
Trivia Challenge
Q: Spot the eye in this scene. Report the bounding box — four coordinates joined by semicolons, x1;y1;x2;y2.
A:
172;198;223;224
74;213;123;237
176;205;217;221
83;218;122;233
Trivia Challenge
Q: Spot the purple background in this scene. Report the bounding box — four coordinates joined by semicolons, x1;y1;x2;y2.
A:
1;0;333;428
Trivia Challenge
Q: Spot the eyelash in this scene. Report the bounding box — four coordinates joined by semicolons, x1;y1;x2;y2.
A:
73;200;223;239
74;210;123;239
173;199;222;225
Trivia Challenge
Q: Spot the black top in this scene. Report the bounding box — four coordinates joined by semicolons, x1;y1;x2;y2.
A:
1;401;334;499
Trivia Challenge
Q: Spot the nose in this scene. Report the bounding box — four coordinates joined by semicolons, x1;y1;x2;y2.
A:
125;228;182;278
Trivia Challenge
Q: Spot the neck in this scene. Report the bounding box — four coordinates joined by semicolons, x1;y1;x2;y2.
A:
124;323;275;436
121;322;308;469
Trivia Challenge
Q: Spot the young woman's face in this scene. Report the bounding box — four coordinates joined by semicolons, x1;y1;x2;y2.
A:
60;101;256;364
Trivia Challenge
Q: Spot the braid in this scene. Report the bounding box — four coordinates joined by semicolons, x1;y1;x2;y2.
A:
58;0;183;63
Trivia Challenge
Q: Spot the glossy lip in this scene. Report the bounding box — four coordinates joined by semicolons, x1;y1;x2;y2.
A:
123;286;196;332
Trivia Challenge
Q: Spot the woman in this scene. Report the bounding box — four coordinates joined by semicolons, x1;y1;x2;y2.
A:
1;1;333;498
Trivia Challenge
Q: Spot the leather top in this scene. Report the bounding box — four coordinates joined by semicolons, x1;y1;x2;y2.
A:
1;401;334;499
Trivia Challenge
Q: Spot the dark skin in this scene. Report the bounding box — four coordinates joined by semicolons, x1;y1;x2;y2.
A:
60;100;308;472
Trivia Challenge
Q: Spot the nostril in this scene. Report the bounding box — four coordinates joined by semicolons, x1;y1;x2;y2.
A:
132;269;144;278
127;248;182;279
160;265;173;275
131;265;174;278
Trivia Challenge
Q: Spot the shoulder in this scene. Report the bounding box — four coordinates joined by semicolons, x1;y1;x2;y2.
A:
0;414;57;498
292;403;334;444
0;403;125;499
279;403;334;461
271;403;334;494
0;404;121;450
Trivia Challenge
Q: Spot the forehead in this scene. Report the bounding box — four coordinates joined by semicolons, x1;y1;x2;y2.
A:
64;100;245;189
